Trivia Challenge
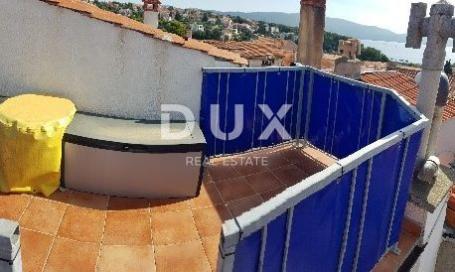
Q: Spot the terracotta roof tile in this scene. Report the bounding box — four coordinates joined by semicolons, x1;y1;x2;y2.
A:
361;71;455;121
38;0;247;65
398;66;455;102
205;37;297;66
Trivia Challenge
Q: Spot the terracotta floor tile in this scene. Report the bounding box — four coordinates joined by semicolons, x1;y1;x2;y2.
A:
215;177;256;202
372;225;419;272
108;197;149;211
226;195;263;217
280;147;305;164
97;245;156;272
272;164;309;187
20;228;54;272
207;163;241;182
245;171;283;194
46;190;73;204
44;237;99;272
402;218;422;237
263;151;290;170
103;210;151;245
302;146;337;166
192;205;232;237
231;154;269;176
150;198;191;213
20;197;67;235
261;186;286;201
155;241;211;272
69;191;109;210
151;209;199;245
202;236;220;272
396;231;418;257
58;206;105;243
372;253;400;272
190;183;224;209
202;170;214;184
0;193;31;221
293;156;325;176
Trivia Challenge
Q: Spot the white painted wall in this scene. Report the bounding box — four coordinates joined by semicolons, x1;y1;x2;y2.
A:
436;118;455;166
0;0;236;120
410;198;448;272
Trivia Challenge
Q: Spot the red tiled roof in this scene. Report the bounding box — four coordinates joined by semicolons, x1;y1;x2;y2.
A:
38;0;248;65
397;66;455;102
361;71;455;121
205;38;297;66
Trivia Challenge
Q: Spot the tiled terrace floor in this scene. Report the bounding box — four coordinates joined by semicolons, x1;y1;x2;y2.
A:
373;219;422;272
0;144;338;272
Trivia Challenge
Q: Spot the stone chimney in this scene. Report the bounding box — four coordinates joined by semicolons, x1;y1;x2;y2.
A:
338;39;362;60
297;0;326;68
143;0;161;28
334;39;362;79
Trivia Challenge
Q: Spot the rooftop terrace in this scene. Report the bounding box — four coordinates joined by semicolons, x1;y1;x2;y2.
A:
0;143;335;272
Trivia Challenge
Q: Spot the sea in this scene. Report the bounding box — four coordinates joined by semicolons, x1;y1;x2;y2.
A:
361;39;455;65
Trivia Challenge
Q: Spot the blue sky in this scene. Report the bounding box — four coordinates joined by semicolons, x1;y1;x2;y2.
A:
116;0;440;34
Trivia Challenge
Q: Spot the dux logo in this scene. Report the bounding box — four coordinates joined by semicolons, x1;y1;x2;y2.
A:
257;104;292;140
161;104;292;141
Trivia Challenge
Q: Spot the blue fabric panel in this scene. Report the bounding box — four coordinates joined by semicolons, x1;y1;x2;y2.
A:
286;71;299;139
330;82;365;158
358;142;403;272
388;131;423;246
263;213;288;272
233;230;262;272
381;95;416;137
286;175;351;272
368;92;383;144
214;73;229;155
223;72;259;154
357;89;374;151
200;73;221;157
307;73;333;151
260;71;291;147
252;72;267;149
200;69;303;156
296;70;310;139
340;162;369;272
325;79;338;152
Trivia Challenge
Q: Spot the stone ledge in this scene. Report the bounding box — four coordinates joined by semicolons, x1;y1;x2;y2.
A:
410;165;454;213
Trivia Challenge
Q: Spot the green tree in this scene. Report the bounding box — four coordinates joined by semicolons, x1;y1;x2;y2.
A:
257;21;268;35
192;30;206;40
232;16;247;24
202;13;209;22
359;46;389;62
444;60;453;76
174;11;183;21
159;20;188;37
235;30;253;41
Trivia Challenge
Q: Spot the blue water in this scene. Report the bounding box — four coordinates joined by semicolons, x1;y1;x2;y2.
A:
361;39;455;65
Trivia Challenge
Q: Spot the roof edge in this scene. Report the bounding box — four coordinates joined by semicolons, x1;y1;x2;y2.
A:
38;0;248;66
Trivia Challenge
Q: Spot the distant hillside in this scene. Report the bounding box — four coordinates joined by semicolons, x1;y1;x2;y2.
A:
219;12;406;43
